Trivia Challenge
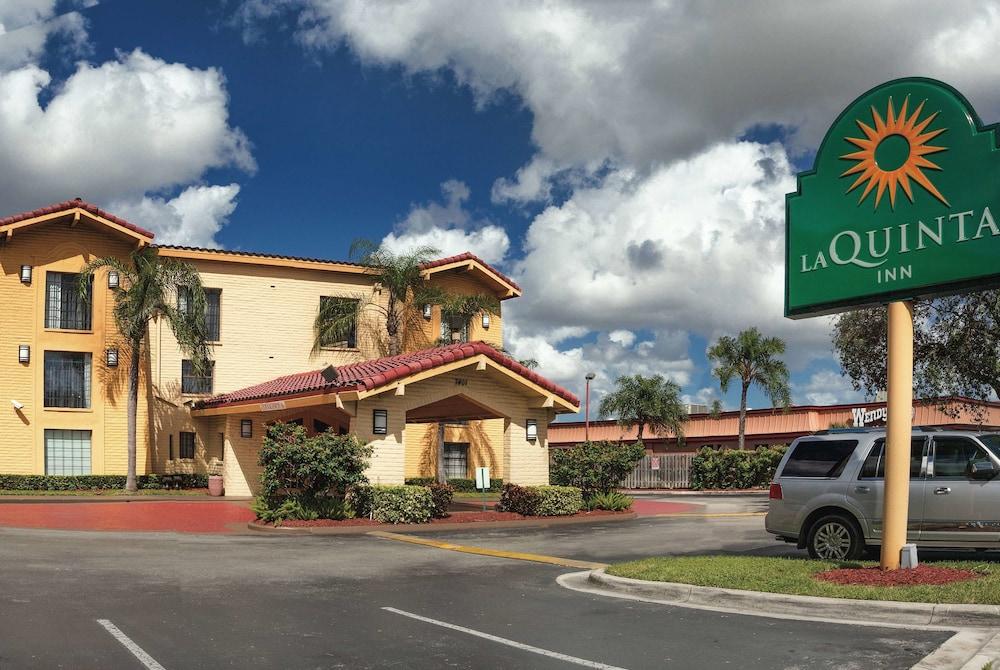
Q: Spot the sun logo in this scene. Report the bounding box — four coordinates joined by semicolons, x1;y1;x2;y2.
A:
840;95;949;209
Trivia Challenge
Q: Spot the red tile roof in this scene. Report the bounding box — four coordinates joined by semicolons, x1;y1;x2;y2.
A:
196;341;578;409
156;244;371;268
420;252;521;292
0;198;155;239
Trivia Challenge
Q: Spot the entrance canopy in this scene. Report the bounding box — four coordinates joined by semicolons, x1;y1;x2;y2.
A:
191;342;579;417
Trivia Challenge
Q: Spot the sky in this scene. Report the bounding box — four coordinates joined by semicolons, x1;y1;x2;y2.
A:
4;0;1000;419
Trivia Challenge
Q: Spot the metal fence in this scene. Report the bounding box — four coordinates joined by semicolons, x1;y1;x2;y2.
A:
621;454;694;489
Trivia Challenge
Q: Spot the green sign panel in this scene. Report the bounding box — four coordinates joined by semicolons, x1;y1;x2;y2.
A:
786;77;1000;318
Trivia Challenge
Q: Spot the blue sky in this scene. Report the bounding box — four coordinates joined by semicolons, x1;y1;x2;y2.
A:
5;0;999;419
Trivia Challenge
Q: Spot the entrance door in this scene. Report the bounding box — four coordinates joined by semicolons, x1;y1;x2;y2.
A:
854;437;927;543
921;435;1000;544
443;443;469;479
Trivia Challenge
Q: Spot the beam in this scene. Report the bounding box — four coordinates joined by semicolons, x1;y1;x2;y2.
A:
476;359;487;371
395;384;405;396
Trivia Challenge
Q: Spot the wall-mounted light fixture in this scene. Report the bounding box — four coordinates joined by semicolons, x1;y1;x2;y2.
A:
423;304;432;319
373;409;388;435
526;418;538;442
18;345;29;364
108;270;120;289
482;312;490;329
106;348;119;367
11;399;24;411
19;265;31;284
240;419;253;438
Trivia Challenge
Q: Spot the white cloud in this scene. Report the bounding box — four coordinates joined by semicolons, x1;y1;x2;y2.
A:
379;180;510;264
608;330;635;348
795;369;864;406
0;1;92;71
109;185;241;248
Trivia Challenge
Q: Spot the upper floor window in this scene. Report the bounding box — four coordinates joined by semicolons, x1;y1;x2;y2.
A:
178;287;221;341
46;272;92;330
440;313;469;343
318;297;358;348
44;351;92;408
181;359;214;395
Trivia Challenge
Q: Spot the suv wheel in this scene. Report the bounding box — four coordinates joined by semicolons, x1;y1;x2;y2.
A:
806;514;864;560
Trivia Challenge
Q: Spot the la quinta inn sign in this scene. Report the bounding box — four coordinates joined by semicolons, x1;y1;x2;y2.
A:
786;77;1000;317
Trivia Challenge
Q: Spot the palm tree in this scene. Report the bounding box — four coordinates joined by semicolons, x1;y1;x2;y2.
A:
598;374;687;443
707;327;791;450
80;247;210;492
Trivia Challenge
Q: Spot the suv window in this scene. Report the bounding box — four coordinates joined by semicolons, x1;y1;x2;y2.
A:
932;436;991;479
780;440;857;478
859;438;927;479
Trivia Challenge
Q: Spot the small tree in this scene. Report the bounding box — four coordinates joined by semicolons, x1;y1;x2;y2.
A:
551;441;645;497
707;327;790;450
598;374;687;442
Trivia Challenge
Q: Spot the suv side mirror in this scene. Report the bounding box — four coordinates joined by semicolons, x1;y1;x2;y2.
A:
970;460;997;480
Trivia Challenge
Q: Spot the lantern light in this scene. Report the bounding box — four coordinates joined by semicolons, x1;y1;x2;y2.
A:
106;348;119;367
19;265;31;284
482;313;490;329
108;270;120;289
373;409;388;435
18;345;29;364
526;419;538;442
423;304;432;319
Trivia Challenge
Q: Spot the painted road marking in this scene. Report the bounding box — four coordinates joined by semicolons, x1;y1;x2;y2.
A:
369;530;607;569
96;619;166;670
383;607;629;670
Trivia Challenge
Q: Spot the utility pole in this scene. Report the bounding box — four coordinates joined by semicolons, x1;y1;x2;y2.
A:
584;372;595;442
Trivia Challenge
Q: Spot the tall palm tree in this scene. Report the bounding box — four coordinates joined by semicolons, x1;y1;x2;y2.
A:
707;327;790;450
80;247;210;492
598;374;687;443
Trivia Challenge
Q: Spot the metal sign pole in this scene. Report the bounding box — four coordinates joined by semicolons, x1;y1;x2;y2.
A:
880;300;914;570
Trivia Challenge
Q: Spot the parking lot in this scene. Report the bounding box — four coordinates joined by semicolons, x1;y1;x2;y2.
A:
0;495;957;669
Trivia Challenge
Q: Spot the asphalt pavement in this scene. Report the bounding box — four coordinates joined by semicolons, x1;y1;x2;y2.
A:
0;496;954;669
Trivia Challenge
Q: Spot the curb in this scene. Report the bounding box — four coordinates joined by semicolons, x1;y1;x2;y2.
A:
586;569;1000;628
248;511;638;535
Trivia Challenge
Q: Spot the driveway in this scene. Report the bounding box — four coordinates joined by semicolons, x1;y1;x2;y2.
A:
0;500;255;533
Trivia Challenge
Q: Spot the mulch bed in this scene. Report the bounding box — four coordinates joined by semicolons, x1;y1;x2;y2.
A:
266;509;629;528
815;565;981;587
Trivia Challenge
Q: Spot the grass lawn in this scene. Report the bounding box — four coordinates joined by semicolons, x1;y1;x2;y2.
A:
452;492;500;500
607;555;1000;604
0;489;209;497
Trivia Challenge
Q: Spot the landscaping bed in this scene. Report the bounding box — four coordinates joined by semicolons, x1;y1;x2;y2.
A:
262;509;629;528
607;555;1000;604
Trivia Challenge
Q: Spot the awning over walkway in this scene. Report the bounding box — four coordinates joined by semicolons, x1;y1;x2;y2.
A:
192;342;579;416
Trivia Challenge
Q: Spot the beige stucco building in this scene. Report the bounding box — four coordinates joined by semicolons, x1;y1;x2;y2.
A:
0;199;579;496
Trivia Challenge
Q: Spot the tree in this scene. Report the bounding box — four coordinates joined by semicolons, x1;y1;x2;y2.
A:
598;374;687;443
80;247;210;491
707;327;790;450
833;292;1000;411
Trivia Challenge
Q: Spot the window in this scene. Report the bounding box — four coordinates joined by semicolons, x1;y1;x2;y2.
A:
181;360;214;394
45;429;91;475
932;437;990;478
859;438;927;479
440;313;469;343
179;287;221;340
443;443;469;479
179;432;196;459
241;419;253;438
168;434;174;460
318;297;358;348
44;351;92;408
372;409;388;435
46;272;92;330
780;440;857;478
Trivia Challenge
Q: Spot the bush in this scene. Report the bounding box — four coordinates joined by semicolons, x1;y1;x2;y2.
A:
689;445;787;490
584;491;634;511
0;474;206;491
427;483;454;518
252;496;353;524
497;483;583;516
550;441;645;496
351;485;434;524
404;477;503;492
254;422;373;520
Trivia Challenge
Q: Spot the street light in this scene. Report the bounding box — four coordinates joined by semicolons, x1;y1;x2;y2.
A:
585;372;596;442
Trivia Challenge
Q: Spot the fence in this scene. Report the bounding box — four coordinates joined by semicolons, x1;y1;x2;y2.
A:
621;454;694;489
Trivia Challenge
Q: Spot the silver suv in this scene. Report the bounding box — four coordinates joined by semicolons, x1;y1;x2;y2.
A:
766;428;1000;560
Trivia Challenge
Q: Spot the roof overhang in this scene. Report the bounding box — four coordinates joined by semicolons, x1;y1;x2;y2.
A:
157;246;377;275
421;259;522;299
0;202;154;245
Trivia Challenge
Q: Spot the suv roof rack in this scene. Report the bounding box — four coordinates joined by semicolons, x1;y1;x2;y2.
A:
813;427;882;435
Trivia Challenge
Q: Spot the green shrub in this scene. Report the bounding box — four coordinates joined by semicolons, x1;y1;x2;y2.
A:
584;491;634;511
254;422;373;520
689;445;787;490
404;477;503;492
550;441;645;496
351;485;434;524
427;483;454;518
0;474;206;491
534;485;583;516
253;496;353;524
496;483;540;515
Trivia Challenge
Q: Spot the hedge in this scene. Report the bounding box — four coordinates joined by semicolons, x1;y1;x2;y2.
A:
351;485;435;524
0;474;207;491
496;483;583;516
404;477;503;492
689;446;788;490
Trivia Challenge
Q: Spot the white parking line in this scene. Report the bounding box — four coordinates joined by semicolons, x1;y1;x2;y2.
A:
382;607;629;669
96;619;166;670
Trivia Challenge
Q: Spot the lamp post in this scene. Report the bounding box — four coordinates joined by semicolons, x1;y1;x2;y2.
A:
584;373;595;442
